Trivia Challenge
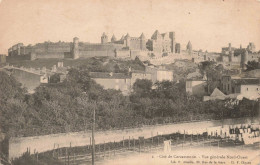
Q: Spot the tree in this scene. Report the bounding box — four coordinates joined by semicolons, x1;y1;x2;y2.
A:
199;61;223;94
49;73;61;83
247;61;260;70
113;64;120;73
132;79;152;98
0;71;26;101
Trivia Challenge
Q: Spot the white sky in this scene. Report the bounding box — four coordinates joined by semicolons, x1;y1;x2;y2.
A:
0;0;260;54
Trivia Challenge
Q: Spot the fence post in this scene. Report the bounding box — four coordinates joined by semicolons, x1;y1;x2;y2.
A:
134;138;135;150
123;136;125;151
57;144;59;158
128;136;130;150
191;134;193;146
184;130;186;142
139;138;141;153
144;139;146;151
197;133;199;144
53;143;55;157
114;141;116;156
104;141;106;159
65;148;67;165
109;145;111;158
203;137;205;148
73;153;75;164
68;148;70;165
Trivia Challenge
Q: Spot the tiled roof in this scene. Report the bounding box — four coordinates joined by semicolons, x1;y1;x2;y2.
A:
89;72;131;79
231;78;259;85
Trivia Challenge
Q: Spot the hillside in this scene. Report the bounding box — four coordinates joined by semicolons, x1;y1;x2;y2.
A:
7;56;145;72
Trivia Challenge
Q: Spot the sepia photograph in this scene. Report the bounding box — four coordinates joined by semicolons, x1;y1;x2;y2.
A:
0;0;259;164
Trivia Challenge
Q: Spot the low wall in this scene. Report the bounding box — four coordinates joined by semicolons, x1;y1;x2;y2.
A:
8;117;259;159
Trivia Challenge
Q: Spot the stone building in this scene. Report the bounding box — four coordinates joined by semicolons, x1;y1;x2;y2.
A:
89;71;152;95
145;65;173;83
146;30;177;54
186;78;207;97
89;72;131;96
220;75;259;95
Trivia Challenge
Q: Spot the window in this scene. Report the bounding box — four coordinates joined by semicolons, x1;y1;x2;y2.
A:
228;84;230;91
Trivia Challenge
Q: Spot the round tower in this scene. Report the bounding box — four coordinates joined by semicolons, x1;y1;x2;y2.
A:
186;41;192;55
229;51;234;62
241;50;248;70
139;33;146;50
101;33;108;44
125;33;131;48
72;37;79;59
169;32;175;53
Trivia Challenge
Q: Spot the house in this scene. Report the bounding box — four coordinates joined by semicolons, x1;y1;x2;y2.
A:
130;71;152;86
89;71;153;95
186;79;207;97
145;65;173;83
221;75;259;95
89;72;131;95
239;84;260;100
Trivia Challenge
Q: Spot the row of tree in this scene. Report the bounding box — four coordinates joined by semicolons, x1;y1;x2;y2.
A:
0;66;259;138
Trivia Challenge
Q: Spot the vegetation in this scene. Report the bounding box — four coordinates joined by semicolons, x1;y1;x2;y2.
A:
7;56;145;72
12;151;63;165
198;61;224;94
0;66;258;138
247;61;260;70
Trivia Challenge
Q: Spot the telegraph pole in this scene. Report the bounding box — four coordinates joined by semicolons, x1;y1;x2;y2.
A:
92;107;95;165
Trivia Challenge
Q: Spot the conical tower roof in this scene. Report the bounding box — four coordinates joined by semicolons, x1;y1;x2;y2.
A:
125;33;130;39
120;35;125;40
102;32;107;37
139;33;145;39
111;34;117;41
187;41;192;49
151;30;161;40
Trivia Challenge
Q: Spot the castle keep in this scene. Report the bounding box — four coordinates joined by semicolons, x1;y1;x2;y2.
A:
7;30;181;61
